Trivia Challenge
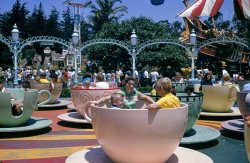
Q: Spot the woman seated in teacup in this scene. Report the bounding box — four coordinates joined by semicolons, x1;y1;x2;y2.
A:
200;73;213;91
145;77;180;110
93;77;155;109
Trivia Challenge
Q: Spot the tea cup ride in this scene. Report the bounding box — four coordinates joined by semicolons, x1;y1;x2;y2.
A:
177;93;220;144
200;85;241;116
30;81;71;108
57;87;120;124
66;101;213;163
0;89;52;132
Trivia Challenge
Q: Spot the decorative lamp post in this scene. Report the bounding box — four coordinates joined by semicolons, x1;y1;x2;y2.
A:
238;52;242;72
11;24;19;87
44;47;51;54
43;47;51;68
72;30;79;85
130;29;137;78
190;29;197;80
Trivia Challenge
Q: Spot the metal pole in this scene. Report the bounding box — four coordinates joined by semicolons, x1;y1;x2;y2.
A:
13;44;18;87
132;49;136;79
74;48;78;85
191;47;195;79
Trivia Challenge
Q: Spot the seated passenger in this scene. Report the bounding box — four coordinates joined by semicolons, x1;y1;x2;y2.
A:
0;80;6;92
174;72;184;83
145;77;180;110
185;85;194;96
39;73;50;83
83;80;94;89
12;80;31;116
110;92;125;109
95;73;109;89
222;73;233;87
92;77;155;109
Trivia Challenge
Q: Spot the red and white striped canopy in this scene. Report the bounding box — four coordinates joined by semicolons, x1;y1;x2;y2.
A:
234;0;250;20
178;0;224;17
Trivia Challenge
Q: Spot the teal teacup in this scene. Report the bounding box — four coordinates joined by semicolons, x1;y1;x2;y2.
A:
177;92;203;134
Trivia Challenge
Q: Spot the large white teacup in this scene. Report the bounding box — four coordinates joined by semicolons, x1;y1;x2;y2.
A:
30;81;62;104
202;85;240;112
70;87;120;117
85;100;188;163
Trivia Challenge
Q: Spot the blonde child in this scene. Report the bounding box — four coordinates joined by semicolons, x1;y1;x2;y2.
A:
110;93;125;109
145;77;180;110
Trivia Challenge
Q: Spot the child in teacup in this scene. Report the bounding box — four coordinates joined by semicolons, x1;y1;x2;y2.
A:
110;93;125;109
184;85;195;96
145;77;180;110
11;80;31;116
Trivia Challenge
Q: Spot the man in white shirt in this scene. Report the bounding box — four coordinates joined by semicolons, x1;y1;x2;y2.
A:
150;69;159;85
143;69;149;86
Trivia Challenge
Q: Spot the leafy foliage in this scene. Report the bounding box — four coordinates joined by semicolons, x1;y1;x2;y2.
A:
85;17;189;73
89;0;128;33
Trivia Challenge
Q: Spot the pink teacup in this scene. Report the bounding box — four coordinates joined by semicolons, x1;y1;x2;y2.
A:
70;87;120;117
84;100;188;163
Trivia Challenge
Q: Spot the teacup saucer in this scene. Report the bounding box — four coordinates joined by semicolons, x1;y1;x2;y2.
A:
57;112;89;123
200;107;241;117
220;119;244;133
181;124;221;144
66;145;213;163
67;103;76;110
0;117;52;132
38;100;72;108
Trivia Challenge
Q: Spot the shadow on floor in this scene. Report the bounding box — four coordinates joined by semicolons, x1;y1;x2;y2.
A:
0;127;52;138
57;121;93;129
220;129;244;140
180;139;219;150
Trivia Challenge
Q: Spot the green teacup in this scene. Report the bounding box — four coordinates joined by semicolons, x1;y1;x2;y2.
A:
6;88;51;106
0;89;39;127
177;92;203;134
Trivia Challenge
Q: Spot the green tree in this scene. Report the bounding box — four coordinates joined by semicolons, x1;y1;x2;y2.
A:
232;16;250;40
45;7;61;37
26;3;46;36
85;17;189;73
89;0;128;33
0;0;29;38
61;7;74;40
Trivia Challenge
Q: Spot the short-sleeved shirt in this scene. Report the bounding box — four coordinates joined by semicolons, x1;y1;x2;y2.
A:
156;93;180;109
117;88;138;109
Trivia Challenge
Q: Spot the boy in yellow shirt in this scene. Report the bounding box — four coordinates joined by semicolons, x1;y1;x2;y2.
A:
145;77;180;110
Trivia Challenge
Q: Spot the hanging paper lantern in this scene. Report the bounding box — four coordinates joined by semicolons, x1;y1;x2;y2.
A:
150;0;165;6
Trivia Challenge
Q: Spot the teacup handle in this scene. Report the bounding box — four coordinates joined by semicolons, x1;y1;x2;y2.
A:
229;85;240;101
81;101;95;123
37;90;52;106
